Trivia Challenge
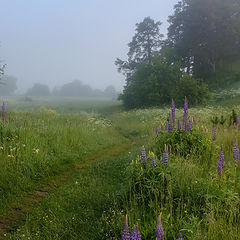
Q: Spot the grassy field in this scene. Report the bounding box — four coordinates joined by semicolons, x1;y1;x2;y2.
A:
0;97;240;239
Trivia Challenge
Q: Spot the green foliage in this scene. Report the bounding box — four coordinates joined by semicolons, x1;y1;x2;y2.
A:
174;74;211;107
153;129;212;159
120;57;211;109
115;17;163;86
168;0;240;81
119;55;182;109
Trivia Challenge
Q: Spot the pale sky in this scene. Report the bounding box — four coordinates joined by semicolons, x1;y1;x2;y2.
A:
0;0;179;93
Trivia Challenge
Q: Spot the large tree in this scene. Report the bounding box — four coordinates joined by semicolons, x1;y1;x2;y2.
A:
115;17;164;86
167;0;240;82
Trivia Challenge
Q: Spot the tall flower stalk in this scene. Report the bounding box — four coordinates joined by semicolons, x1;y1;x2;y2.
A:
168;112;173;133
141;146;147;168
161;145;168;166
156;213;164;240
177;232;184;240
212;126;216;141
171;99;175;128
122;215;131;240
131;225;141;240
233;138;239;167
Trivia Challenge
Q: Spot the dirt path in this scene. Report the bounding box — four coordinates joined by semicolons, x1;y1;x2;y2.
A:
0;141;133;235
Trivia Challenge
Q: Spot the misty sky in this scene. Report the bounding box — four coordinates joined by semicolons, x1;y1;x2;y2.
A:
0;0;179;93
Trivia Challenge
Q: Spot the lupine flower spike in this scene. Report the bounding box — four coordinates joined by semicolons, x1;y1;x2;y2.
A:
212;126;216;141
177;232;184;240
161;145;168;166
122;215;131;240
220;146;225;168
131;225;141;240
141;146;147;168
171;99;175;127
168;112;173;133
233;138;239;167
156;127;159;135
41;121;45;129
156;213;164;240
184;96;188;133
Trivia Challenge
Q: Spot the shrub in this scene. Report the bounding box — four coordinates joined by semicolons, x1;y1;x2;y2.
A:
152;128;212;160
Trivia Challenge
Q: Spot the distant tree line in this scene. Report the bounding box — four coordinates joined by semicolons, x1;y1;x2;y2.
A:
0;75;118;99
25;80;118;99
116;0;240;108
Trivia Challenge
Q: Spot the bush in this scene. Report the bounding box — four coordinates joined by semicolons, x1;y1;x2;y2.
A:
173;75;211;107
152;128;212;159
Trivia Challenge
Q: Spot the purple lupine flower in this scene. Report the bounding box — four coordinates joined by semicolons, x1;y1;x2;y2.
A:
141;146;147;168
168;112;173;133
171;99;175;127
41;121;45;129
151;154;157;168
234;123;237;129
156;214;164;240
212;126;216;141
178;120;181;131
2;102;6;122
156;127;159;135
161;146;168;166
220;146;225;168
122;215;131;240
184;96;188;133
177;232;184;240
233;138;239;167
131;225;141;240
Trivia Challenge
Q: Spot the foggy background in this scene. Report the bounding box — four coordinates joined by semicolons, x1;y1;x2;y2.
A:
0;0;178;94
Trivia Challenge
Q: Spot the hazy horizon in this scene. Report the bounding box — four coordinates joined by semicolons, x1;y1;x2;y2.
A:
0;0;178;93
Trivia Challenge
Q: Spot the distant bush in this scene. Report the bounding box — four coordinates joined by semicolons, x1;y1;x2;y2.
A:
153;128;212;159
26;83;50;96
174;75;211;107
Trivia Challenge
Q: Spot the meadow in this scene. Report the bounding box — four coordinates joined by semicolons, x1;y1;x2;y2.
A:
0;96;240;239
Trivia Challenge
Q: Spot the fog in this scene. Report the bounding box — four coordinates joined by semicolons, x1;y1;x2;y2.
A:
0;0;178;94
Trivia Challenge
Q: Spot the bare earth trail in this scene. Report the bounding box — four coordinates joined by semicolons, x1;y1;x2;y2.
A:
0;130;139;239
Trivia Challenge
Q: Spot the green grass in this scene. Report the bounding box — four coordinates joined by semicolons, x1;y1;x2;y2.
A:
4;144;138;240
1;99;240;239
0;96;122;115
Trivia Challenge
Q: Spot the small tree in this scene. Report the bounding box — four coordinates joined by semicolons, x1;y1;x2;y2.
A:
116;17;164;86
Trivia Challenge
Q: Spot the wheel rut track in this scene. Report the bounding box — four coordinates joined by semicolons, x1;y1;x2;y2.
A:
0;138;135;234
